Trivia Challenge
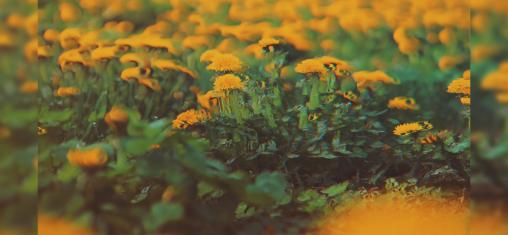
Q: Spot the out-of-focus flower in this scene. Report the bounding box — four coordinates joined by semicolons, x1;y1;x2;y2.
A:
353;70;398;90
104;106;129;130
172;109;210;129
197;91;219;110
20;80;38;94
55;87;81;97
138;78;161;91
438;55;464;70
59;28;81;49
182;35;210;50
58;49;90;69
67;147;108;167
295;58;327;75
38;214;96;235
120;67;151;81
388;97;419;110
151;59;196;78
91;46;119;62
200;49;222;62
60;2;81;22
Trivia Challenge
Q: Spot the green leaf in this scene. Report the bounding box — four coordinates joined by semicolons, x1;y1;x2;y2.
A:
321;181;349;197
143;202;184;231
245;172;288;206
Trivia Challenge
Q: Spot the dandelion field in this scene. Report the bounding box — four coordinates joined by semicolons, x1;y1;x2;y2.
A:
4;0;508;234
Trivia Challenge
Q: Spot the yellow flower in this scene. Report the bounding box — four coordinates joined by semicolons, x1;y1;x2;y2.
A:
38;214;96;235
161;186;175;202
352;70;398;90
0;126;11;139
172;109;210;129
206;53;243;72
59;2;81;22
0;33;14;48
200;49;222;62
447;77;470;95
138;78;162;91
120;67;151;81
438;55;464;71
319;56;353;77
182;35;210;49
320;39;335;52
24;39;38;62
496;93;508;104
472;45;502;62
393;121;433;136
388;97;419;110
295;58;326;75
141;36;177;54
20;80;38;94
104;106;129;129
151;59;196;78
119;53;149;67
213;74;245;92
338;91;360;104
67;147;108;167
59;28;81;49
58;49;90;69
55;87;80;97
6;13;25;29
197;91;219;110
460;96;470;106
438;27;454;45
37;45;53;59
258;37;280;52
244;44;264;59
91;46;119;62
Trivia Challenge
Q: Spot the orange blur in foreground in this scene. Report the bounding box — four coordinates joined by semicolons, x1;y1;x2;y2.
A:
313;192;508;235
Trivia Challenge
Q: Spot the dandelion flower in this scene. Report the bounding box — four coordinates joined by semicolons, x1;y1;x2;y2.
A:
43;29;60;43
353;70;398;90
120;67;151;81
213;74;245;92
206;53;243;72
460;96;470;105
295;58;326;75
120;53;149;67
182;35;210;49
55;87;80;97
38;214;96;235
138;78;161;91
67;147;108;167
200;49;222;62
393;121;433;136
172;109;210;129
438;55;464;71
20;80;38;94
59;28;81;49
388;97;419;110
104;106;129;129
141;36;177;54
91;46;119;62
58;49;90;69
151;59;196;78
447;77;470;95
197;91;219;110
258;37;280;52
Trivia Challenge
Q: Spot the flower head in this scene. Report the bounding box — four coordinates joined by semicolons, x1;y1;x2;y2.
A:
172;109;210;129
91;46;119;62
120;53;149;67
120;67;152;81
393;121;433;136
200;49;222;62
388;97;419;110
67;147;108;167
197;91;219;110
138;78;161;91
104;106;129;129
353;70;398;90
206;53;243;72
258;37;281;53
295;58;327;75
151;59;196;78
447;77;470;95
213;74;245;92
55;87;80;97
